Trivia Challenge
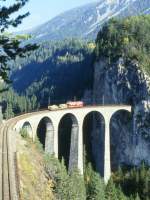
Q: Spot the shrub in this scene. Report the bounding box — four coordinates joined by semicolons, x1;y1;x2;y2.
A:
20;129;28;138
34;137;44;153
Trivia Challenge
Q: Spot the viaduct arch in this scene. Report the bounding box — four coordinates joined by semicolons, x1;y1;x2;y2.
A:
37;116;54;154
58;113;79;171
83;111;105;176
110;109;132;171
14;105;132;183
22;121;33;138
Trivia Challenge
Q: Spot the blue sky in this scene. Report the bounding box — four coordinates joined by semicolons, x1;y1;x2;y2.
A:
8;0;97;32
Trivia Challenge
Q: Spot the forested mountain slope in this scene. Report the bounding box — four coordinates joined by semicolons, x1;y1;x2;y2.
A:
11;40;94;107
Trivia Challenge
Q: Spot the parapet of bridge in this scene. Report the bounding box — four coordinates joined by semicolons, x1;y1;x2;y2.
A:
13;105;132;183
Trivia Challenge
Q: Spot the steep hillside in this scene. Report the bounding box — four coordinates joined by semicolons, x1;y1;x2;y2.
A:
17;135;54;200
11;40;94;107
24;0;150;42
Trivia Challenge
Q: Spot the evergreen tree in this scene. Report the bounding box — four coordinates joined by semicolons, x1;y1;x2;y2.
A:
44;156;85;200
112;163;150;200
4;102;14;119
0;0;37;83
85;163;105;200
135;193;141;200
68;168;86;200
105;178;118;200
55;159;69;200
116;185;128;200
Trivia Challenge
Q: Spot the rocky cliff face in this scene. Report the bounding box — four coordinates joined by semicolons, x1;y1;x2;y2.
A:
83;58;150;168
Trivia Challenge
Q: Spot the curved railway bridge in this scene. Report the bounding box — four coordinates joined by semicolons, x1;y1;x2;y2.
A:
0;105;132;199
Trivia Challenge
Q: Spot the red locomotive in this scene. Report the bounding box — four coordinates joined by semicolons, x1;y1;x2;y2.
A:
67;101;84;108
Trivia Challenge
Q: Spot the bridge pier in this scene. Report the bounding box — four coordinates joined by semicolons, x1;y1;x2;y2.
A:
53;123;59;158
45;122;54;154
46;115;112;182
77;121;84;174
32;127;37;141
0;106;3;123
104;117;111;183
69;123;79;171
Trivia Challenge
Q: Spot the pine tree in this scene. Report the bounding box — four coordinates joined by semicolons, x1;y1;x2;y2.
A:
68;168;86;200
118;166;124;181
105;178;118;200
4;103;14;119
0;0;38;83
85;163;105;200
44;156;69;199
116;185;128;200
135;193;141;200
143;175;150;200
53;159;69;199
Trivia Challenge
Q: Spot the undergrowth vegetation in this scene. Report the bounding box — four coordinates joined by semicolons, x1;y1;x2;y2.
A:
18;136;54;200
32;138;150;200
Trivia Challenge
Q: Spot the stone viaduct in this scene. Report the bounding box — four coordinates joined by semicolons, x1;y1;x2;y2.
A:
13;105;131;183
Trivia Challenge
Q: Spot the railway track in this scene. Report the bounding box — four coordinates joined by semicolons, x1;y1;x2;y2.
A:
0;121;19;200
2;124;10;199
0;111;48;200
0;123;10;200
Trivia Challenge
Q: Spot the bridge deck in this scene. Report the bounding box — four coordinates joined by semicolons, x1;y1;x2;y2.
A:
13;104;131;117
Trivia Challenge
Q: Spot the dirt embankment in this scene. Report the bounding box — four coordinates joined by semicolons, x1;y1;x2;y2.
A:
16;134;55;200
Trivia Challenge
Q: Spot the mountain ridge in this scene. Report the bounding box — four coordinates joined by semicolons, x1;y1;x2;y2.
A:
22;0;150;42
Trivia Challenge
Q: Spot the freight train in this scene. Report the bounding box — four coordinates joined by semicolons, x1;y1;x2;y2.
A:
48;101;84;111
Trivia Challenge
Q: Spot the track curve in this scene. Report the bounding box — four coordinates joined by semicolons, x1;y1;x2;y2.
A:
0;121;19;200
0;110;49;200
